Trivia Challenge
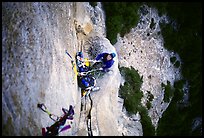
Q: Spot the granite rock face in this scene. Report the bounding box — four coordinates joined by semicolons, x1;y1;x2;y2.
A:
2;2;182;136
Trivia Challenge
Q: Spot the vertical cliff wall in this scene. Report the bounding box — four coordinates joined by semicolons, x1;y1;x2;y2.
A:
2;2;81;136
2;2;123;136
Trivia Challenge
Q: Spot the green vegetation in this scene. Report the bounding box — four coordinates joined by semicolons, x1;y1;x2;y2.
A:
89;2;97;7
146;101;151;110
170;56;177;63
161;81;174;103
156;94;191;135
146;91;154;110
170;56;180;68
173;79;185;101
119;67;155;136
104;2;202;136
157;79;189;136
140;106;155;136
174;61;180;68
102;2;142;44
119;66;143;114
147;2;202;136
150;18;156;29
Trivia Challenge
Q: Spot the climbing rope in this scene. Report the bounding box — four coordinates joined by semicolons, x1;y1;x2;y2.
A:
87;94;93;136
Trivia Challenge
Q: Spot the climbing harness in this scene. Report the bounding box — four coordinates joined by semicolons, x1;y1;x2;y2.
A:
78;68;104;76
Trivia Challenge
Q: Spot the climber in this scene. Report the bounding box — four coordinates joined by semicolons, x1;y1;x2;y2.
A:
77;75;96;90
76;51;90;73
42;120;72;136
94;52;116;72
77;74;100;97
38;104;75;136
42;106;74;136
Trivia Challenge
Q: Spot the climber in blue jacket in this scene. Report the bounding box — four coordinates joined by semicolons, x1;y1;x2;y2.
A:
95;52;116;72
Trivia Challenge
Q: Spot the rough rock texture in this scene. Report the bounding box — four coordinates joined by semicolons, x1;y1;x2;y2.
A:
2;2;124;136
2;2;81;136
2;2;182;136
115;5;182;128
73;3;124;136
